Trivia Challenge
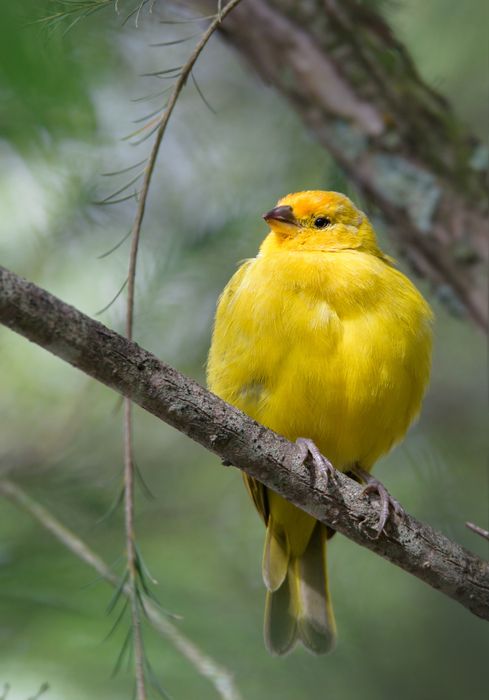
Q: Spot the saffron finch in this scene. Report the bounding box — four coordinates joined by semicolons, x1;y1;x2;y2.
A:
207;191;433;655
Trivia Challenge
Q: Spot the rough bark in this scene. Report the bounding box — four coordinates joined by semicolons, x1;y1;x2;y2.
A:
194;0;488;329
1;264;488;620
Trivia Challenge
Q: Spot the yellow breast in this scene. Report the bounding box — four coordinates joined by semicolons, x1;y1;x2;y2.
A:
207;243;432;471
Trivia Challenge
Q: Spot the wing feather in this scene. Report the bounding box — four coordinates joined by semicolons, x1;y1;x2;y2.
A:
243;474;269;525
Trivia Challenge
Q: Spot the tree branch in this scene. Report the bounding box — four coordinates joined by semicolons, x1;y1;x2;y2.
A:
193;0;488;330
1;264;488;620
0;478;242;700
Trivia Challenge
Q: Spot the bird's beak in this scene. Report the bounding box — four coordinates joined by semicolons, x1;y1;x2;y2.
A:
263;205;298;226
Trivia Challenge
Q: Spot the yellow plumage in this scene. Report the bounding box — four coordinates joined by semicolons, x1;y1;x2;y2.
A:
207;191;432;655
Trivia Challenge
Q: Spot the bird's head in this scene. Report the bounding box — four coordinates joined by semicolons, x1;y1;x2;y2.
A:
262;190;383;257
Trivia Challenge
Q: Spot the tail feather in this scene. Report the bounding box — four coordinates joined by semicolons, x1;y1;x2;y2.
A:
264;574;298;655
296;524;336;654
262;515;289;592
263;523;336;655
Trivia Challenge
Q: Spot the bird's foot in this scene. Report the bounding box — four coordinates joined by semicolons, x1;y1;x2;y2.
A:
352;466;404;538
295;438;337;490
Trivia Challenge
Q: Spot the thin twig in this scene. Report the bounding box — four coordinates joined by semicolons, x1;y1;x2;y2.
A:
122;1;244;695
125;0;245;340
123;398;146;699
0;478;242;700
466;522;489;542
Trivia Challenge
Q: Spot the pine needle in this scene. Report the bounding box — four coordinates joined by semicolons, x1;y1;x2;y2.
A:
95;277;128;315
98;229;133;259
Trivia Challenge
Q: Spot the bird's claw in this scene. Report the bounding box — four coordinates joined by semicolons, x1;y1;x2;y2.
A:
295;437;337;489
353;467;404;538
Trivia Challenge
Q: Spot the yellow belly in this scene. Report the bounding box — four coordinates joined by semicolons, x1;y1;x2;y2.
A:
207;250;432;473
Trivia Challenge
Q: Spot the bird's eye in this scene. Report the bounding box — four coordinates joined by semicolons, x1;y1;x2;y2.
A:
313;217;331;229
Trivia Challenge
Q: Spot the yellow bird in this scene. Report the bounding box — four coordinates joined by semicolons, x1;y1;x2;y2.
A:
207;191;433;655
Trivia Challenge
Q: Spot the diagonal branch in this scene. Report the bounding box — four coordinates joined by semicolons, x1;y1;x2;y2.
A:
0;263;488;620
0;478;242;700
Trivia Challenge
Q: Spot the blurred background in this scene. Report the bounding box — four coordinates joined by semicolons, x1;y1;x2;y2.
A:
0;1;487;698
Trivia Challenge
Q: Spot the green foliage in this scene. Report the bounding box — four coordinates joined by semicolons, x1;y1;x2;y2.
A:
1;3;93;145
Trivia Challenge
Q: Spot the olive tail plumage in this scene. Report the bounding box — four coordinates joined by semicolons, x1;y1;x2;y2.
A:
263;522;336;655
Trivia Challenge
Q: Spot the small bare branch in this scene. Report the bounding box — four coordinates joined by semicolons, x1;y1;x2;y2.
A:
125;0;245;341
466;522;489;542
